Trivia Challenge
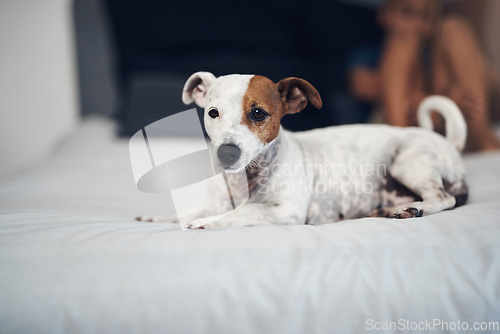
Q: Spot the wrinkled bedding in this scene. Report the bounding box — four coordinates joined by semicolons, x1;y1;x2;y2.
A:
1;117;499;334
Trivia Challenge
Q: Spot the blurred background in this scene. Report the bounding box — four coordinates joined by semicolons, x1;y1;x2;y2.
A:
1;0;499;179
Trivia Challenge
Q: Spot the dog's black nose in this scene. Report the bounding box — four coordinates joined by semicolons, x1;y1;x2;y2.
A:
217;144;241;168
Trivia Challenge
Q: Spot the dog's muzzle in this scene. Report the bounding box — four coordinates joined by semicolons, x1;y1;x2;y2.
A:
217;144;241;168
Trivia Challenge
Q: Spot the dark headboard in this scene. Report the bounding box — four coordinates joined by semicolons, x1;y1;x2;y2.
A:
76;0;383;136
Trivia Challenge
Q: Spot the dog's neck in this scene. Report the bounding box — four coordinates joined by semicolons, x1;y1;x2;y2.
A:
245;132;283;196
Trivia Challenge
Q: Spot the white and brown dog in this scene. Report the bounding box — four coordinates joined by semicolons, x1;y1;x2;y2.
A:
140;72;468;229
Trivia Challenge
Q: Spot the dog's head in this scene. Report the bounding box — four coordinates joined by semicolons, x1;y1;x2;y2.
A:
182;72;322;172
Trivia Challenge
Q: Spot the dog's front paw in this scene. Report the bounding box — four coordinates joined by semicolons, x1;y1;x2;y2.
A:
185;217;224;230
136;215;178;223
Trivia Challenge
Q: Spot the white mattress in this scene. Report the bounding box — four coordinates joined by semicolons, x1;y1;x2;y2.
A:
1;117;499;334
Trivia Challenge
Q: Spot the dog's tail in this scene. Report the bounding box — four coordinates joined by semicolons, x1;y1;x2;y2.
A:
417;95;467;152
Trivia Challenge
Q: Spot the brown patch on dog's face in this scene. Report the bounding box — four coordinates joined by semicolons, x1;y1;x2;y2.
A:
241;76;284;144
241;75;322;144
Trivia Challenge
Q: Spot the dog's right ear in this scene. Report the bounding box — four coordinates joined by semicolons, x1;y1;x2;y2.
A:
276;77;322;115
182;72;216;107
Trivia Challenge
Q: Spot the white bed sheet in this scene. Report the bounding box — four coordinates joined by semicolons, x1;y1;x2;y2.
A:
1;116;499;334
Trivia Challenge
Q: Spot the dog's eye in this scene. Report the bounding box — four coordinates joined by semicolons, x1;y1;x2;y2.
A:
250;108;268;122
208;108;219;119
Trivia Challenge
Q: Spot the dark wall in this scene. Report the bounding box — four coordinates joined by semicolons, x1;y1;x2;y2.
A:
98;0;383;135
73;0;117;116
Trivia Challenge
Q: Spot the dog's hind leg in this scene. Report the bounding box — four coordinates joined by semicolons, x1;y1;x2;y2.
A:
371;155;458;219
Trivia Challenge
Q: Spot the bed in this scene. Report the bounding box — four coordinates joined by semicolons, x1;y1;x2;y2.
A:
1;116;499;334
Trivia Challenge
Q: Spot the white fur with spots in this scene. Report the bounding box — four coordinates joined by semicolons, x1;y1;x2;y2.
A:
165;73;469;229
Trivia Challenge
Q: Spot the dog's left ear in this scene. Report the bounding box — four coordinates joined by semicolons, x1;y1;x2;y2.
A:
277;77;322;114
182;71;217;107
